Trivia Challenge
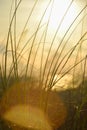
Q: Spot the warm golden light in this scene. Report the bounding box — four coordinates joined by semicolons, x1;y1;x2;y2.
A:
3;105;52;130
0;0;87;130
0;81;67;130
43;0;79;37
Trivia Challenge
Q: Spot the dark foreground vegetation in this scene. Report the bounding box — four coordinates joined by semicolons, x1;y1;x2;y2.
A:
0;77;87;130
58;78;87;130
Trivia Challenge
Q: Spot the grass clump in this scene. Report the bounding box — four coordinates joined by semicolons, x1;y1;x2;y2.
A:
0;0;87;130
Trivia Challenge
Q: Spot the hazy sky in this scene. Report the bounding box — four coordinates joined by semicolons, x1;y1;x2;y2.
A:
0;0;87;72
0;0;86;38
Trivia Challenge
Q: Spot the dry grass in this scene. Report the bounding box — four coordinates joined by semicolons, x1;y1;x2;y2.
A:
0;0;87;130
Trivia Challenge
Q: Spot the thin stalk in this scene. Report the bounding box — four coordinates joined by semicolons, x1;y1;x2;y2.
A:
72;8;87;88
24;0;52;78
10;31;16;78
42;0;74;89
40;0;55;86
29;28;46;79
4;0;22;85
51;57;86;89
7;23;46;80
45;5;87;90
17;0;39;49
55;32;87;77
14;0;18;78
48;32;87;89
0;65;5;90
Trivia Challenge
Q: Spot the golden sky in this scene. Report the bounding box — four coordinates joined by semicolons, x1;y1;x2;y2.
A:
0;0;86;38
0;0;87;74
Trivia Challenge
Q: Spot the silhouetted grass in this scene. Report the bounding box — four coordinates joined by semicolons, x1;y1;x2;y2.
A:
0;0;87;130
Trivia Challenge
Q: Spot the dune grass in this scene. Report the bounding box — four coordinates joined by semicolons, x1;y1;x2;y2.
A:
0;0;87;129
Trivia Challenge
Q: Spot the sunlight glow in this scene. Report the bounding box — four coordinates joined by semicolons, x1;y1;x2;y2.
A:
43;0;79;37
3;105;52;130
